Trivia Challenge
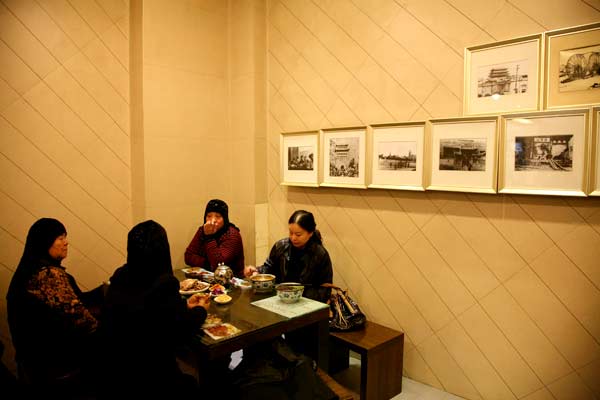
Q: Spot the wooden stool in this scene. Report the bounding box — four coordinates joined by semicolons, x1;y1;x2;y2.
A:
329;321;404;400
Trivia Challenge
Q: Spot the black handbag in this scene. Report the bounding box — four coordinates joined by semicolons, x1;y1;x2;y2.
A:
325;285;366;332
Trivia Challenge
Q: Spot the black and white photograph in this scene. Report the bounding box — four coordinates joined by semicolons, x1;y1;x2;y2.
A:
287;146;314;170
477;60;529;98
558;44;600;92
514;134;573;171
377;141;417;171
439;138;487;171
329;137;360;177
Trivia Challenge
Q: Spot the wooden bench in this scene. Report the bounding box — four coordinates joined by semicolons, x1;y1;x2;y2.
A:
329;321;404;400
316;367;357;400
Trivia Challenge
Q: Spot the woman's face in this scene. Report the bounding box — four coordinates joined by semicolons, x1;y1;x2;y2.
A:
205;212;224;231
289;223;313;249
48;234;68;261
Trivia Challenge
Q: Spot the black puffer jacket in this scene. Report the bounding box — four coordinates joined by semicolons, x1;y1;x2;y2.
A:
261;238;333;303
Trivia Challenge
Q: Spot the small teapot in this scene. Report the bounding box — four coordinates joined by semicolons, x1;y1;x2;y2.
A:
214;263;233;287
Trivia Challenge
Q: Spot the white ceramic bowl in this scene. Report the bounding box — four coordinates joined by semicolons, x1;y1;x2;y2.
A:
250;274;276;292
275;283;304;303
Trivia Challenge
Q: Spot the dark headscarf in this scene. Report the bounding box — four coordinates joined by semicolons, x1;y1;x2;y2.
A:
7;218;66;302
110;220;173;288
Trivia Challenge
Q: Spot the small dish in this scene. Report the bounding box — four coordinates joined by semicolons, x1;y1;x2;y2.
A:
214;294;232;304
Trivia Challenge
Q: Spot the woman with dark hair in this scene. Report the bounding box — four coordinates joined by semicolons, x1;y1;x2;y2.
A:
6;218;104;397
100;220;209;398
185;199;245;278
244;210;333;303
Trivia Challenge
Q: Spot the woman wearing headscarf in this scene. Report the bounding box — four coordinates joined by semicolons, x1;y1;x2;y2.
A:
100;220;209;398
6;218;104;396
185;199;245;277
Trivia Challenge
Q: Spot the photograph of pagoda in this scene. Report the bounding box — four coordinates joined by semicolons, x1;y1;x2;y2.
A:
477;59;529;97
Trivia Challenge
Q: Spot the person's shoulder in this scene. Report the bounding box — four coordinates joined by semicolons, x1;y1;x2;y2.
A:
37;265;66;279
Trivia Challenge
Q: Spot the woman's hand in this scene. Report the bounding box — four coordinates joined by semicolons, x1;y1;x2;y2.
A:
243;265;259;277
187;293;210;311
203;220;219;235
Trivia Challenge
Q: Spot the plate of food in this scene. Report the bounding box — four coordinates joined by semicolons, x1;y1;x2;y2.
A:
182;268;214;282
208;283;227;297
179;279;210;295
214;294;232;304
203;323;241;340
202;313;223;328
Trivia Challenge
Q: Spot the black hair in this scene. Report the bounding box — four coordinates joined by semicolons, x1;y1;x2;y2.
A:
288;210;322;245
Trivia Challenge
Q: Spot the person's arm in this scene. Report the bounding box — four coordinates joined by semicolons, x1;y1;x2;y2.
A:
304;248;333;303
29;267;98;334
243;240;280;278
184;228;208;268
204;227;244;275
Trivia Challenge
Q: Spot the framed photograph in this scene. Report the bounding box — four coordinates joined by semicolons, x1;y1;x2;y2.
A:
368;122;426;190
589;107;600;196
499;109;590;196
464;34;543;116
544;23;600;109
321;127;367;188
426;117;499;193
280;130;319;187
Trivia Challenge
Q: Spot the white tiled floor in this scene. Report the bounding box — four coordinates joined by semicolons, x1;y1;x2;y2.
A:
333;356;467;400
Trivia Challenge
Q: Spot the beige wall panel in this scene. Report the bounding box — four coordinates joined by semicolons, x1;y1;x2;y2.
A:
24;83;130;196
0;42;40;95
423;214;500;299
44;67;130;165
69;0;114;36
0;4;58;78
341;78;391;123
474;195;554;263
96;0;128;24
82;38;129;103
459;304;543;398
386;247;454;332
422;83;462;117
101;25;129;70
287;58;337;116
557;225;600;288
547;371;596;400
268;53;288;92
37;0;96;49
3;99;130;223
505;267;600;369
404;231;476;315
269;88;306;131
386;8;462;81
516;196;583;243
64;53;129;133
4;0;79;64
446;0;505;29
363;192;419;246
511;0;600;29
418;334;482;399
521;387;555;400
355;58;420;121
439;320;517;399
324;97;362;127
270;2;315;57
531;246;600;341
442;196;527;282
481;286;572;384
403;343;443;389
477;3;544;41
0;78;18;111
278;79;326;128
370;35;439;105
578;359;600;397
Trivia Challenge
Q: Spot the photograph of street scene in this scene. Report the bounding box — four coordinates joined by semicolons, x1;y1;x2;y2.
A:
287;146;314;170
439;138;487;171
558;44;600;92
377;141;417;171
514;134;573;171
477;59;529;97
329;137;359;177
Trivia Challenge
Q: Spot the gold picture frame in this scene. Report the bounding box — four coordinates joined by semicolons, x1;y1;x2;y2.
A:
499;109;590;196
368;122;426;191
321;127;367;189
464;34;543;116
589;106;600;196
544;22;600;109
280;130;320;187
426;116;499;193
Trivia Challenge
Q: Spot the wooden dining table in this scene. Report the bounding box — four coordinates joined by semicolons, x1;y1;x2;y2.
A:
174;270;330;388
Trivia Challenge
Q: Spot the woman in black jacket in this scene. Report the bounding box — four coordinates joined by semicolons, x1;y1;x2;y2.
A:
100;220;209;398
245;210;333;303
